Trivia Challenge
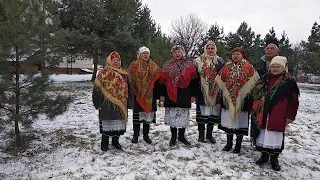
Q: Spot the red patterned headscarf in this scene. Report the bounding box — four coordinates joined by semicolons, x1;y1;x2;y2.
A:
232;47;249;61
159;45;197;102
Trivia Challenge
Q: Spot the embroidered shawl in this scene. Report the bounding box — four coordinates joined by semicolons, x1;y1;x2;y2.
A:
127;58;161;112
215;59;259;121
194;42;221;106
94;52;129;122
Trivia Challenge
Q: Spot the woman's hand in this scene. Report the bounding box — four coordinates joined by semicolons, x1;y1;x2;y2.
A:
190;97;196;103
286;119;293;126
216;104;221;108
98;106;102;110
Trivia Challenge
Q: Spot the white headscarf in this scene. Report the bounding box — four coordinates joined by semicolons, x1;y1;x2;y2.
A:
137;46;150;58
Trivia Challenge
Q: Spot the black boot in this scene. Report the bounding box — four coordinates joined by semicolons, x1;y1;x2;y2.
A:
270;154;281;171
198;123;205;142
178;128;191;146
206;123;216;144
169;127;177;146
143;123;152;144
233;135;243;153
131;123;140;143
101;134;109;151
256;152;270;165
112;136;122;150
222;134;233;151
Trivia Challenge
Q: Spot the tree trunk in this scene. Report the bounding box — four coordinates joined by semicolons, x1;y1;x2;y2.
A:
70;55;73;75
66;58;69;74
14;46;21;148
91;52;98;82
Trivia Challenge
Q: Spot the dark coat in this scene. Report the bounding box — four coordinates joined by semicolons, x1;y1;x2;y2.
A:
254;55;268;77
159;78;198;108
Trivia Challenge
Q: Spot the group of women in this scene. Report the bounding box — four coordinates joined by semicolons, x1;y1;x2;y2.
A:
92;41;299;171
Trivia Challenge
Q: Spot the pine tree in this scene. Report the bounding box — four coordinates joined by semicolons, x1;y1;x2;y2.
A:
225;22;256;61
148;26;173;67
198;23;228;60
250;34;264;64
278;31;295;73
0;0;72;148
59;0;141;80
264;27;277;43
133;4;157;46
301;21;320;75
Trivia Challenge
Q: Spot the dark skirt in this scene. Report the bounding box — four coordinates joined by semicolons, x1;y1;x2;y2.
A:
196;105;220;124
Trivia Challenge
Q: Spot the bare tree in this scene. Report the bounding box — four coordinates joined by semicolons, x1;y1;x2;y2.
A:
170;13;207;58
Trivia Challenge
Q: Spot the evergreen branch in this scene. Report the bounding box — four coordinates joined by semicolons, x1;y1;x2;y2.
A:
0;104;14;113
20;82;33;89
21;109;38;116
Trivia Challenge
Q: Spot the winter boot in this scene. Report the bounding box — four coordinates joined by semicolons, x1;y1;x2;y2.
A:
101;134;109;151
178;128;191;146
143;123;152;144
198;123;205;142
131;123;140;143
222;134;233;151
112;136;122;150
256;152;270;165
206;123;216;144
270;154;281;171
233;135;243;153
169;127;177;146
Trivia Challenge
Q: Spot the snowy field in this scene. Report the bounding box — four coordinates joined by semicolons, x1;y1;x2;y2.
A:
0;76;319;180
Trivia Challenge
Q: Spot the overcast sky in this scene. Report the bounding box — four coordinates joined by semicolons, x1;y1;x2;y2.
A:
141;0;320;44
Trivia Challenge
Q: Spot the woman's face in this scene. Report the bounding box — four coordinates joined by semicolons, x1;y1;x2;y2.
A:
111;57;121;69
172;50;183;60
231;51;243;63
206;44;215;56
140;51;150;61
270;64;283;75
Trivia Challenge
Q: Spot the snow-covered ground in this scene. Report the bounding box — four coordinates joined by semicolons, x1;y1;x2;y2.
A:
50;74;92;82
0;81;319;180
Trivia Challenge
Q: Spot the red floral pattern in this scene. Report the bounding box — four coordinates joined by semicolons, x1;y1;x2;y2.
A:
218;59;255;105
201;63;217;97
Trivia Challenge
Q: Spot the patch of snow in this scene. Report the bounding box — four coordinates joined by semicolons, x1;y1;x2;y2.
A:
50;74;92;82
0;82;319;179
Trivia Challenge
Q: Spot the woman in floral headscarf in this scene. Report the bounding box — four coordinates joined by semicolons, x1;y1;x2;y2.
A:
92;51;134;151
215;48;259;153
252;56;299;171
127;46;161;144
159;45;198;146
194;41;224;144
